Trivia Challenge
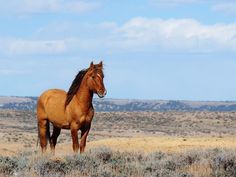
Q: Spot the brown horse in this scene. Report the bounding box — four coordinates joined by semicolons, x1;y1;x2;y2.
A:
37;61;106;153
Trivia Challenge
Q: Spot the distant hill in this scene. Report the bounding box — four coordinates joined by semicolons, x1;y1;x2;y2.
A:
0;96;236;112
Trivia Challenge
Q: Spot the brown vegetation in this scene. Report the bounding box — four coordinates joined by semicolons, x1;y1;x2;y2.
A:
0;110;236;155
0;110;236;176
0;147;236;177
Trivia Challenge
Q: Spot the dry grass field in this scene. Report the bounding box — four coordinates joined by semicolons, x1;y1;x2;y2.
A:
0;110;235;176
88;136;236;153
0;110;236;155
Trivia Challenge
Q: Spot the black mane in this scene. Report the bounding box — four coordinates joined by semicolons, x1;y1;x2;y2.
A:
65;68;88;108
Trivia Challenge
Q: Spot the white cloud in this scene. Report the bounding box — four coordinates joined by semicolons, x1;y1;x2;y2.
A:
0;0;100;14
98;22;118;30
150;0;199;8
47;18;236;53
0;69;30;75
110;17;236;52
0;38;66;55
1;17;236;56
212;2;236;15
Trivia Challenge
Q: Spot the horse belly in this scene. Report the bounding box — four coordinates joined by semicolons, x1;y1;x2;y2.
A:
47;109;70;129
52;121;70;129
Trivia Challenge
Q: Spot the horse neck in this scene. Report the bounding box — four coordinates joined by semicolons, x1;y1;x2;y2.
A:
75;77;93;108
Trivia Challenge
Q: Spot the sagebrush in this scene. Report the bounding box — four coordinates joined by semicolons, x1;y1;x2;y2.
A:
0;147;236;177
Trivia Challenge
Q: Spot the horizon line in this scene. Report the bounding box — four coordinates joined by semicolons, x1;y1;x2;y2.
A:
0;95;236;103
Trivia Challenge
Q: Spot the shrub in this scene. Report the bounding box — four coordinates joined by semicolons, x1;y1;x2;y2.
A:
211;150;236;177
0;147;236;177
0;156;18;175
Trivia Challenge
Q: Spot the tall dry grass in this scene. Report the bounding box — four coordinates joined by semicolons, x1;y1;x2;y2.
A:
0;147;236;177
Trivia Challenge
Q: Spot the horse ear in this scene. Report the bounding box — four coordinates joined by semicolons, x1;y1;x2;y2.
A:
90;62;94;68
98;61;103;68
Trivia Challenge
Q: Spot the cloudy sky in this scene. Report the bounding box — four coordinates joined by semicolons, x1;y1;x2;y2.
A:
0;0;236;101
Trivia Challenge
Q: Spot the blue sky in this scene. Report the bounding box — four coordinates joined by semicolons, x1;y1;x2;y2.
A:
0;0;236;101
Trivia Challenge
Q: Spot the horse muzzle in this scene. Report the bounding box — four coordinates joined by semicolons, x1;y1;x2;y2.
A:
97;90;107;98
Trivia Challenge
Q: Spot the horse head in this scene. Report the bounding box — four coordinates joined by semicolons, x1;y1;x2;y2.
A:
86;61;107;98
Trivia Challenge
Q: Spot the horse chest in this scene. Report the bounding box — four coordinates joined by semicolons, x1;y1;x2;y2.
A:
71;108;94;125
79;114;93;124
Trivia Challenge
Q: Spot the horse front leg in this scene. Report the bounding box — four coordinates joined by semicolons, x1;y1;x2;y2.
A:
70;123;79;153
80;124;91;153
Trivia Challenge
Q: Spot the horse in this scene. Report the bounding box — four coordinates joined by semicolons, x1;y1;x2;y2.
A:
37;61;106;153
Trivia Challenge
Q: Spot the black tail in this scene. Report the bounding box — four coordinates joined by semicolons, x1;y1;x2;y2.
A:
46;120;50;145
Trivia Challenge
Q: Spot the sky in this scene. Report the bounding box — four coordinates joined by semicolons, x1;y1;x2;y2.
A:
0;0;236;101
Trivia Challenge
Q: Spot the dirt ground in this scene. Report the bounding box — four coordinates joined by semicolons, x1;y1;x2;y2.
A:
0;110;235;156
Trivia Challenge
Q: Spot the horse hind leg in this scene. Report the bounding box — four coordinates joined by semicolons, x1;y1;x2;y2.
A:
50;126;61;154
38;119;50;153
37;97;51;153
